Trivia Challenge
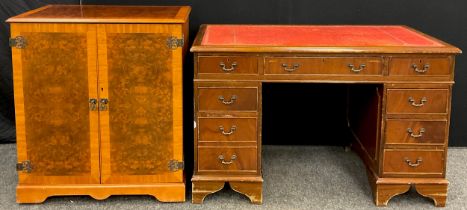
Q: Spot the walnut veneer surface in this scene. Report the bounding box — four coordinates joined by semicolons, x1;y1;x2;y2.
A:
191;24;461;206
8;5;190;203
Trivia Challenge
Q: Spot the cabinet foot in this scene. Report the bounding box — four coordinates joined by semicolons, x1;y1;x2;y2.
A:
191;176;263;204
230;181;262;204
191;181;225;204
366;169;449;207
16;183;185;203
374;184;411;206
415;183;448;207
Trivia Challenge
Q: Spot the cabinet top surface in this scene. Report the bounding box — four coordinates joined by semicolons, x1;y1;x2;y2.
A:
7;5;190;24
191;25;461;54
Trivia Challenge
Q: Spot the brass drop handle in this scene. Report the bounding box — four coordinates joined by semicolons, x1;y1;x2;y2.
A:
407;128;425;138
89;98;97;111
99;98;109;111
348;64;366;73
282;63;300;72
218;95;237;105
219;125;237;135
405;157;423;167
219;62;237;72
412;64;430;73
218;154;237;165
408;97;427;107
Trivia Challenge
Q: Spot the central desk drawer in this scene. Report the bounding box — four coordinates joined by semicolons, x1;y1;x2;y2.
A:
385;120;447;145
198;87;258;111
386;89;448;114
382;149;444;177
264;57;382;75
198;117;257;142
198;147;257;173
198;56;258;75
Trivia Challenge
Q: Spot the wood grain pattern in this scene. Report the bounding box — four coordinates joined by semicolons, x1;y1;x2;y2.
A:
11;23;100;185
97;23;184;184
16;183;185;203
198;87;258;112
382;150;444;177
192;24;459;206
264;56;383;75
198;56;258;74
386;89;448;114
107;32;174;175
415;183;448;207
368;168;449;207
11;5;189;203
230;181;263;204
375;184;411;206
198;117;257;142
191;180;262;204
192;181;225;204
7;5;191;24
385;120;447;145
348;85;383;167
389;57;451;76
197;147;257;173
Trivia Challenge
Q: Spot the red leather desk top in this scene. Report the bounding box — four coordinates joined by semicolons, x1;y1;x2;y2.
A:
201;25;443;47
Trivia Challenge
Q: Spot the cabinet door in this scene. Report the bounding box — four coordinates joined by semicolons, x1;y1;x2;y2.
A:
11;24;100;184
97;24;184;184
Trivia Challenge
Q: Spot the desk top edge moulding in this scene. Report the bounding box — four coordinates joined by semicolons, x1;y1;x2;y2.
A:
9;5;190;203
191;24;460;207
191;24;461;54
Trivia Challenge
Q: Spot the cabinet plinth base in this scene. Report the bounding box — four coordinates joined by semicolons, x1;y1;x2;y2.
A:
16;183;186;204
366;169;448;207
191;176;263;204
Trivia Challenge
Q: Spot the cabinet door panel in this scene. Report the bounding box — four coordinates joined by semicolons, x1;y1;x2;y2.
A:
97;24;183;184
11;23;100;184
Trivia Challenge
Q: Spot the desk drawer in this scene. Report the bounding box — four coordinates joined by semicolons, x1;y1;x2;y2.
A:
264;57;382;75
198;87;258;111
198;147;257;173
389;57;451;76
386;89;448;114
385;120;447;145
198;117;257;142
198;56;258;74
382;149;444;177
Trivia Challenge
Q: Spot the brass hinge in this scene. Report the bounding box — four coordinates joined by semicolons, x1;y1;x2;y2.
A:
9;36;27;49
16;160;32;173
168;160;184;172
166;35;184;50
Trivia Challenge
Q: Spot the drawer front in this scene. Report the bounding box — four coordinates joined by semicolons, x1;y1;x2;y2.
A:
385;120;447;145
383;150;444;176
198;147;257;172
198;56;258;74
265;57;382;75
198;118;257;142
386;89;448;114
389;57;451;76
198;87;258;111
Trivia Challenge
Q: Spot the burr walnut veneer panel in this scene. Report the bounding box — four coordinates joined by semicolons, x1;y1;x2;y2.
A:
9;5;190;203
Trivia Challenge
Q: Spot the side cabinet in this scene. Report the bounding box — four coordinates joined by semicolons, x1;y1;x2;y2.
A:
8;5;190;203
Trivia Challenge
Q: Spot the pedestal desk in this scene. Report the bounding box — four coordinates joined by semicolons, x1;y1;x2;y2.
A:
191;25;461;206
